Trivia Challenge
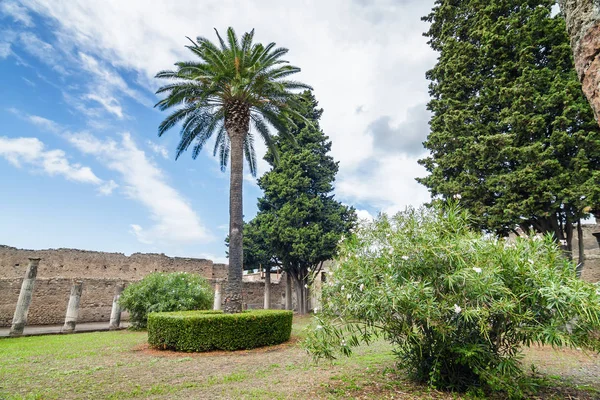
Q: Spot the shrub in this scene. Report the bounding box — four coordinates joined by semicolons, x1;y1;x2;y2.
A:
304;204;600;398
148;309;293;352
119;272;213;328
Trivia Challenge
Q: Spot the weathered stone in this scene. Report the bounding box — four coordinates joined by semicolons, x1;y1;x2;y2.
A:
213;282;222;310
61;280;83;333
263;269;271;310
9;258;40;336
108;283;124;330
559;0;600;125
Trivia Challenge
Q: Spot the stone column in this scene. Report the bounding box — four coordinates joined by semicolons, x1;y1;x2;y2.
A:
61;280;83;333
285;272;293;311
109;283;124;330
263;267;271;309
213;282;222;311
9;258;41;336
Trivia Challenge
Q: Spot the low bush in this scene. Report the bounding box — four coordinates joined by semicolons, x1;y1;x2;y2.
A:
148;309;293;352
304;204;600;399
119;272;213;329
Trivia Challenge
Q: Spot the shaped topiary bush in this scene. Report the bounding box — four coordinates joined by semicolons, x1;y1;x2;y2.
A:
304;204;600;398
148;309;293;351
119;272;213;329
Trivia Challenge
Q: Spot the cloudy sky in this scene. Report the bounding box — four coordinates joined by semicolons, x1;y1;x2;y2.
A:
0;0;437;261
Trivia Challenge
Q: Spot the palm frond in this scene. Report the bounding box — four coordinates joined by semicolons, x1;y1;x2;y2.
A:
244;131;258;176
212;28;228;51
155;26;310;166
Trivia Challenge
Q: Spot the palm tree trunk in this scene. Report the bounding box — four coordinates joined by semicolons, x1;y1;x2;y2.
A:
223;107;248;313
559;0;600;126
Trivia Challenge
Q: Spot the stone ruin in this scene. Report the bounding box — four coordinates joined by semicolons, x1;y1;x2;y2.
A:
0;245;293;331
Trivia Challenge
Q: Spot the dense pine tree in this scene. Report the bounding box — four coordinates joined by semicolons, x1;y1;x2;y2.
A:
418;1;600;264
248;91;356;314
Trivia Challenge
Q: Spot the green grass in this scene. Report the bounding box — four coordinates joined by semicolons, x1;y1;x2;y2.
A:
1;316;599;399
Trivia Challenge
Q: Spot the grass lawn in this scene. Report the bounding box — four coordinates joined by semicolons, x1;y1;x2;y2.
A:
1;316;599;399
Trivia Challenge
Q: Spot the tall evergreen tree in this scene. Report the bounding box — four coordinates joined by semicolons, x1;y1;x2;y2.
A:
250;91;356;314
418;1;600;265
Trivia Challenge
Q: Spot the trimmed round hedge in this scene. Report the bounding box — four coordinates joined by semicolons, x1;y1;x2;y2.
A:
147;309;293;352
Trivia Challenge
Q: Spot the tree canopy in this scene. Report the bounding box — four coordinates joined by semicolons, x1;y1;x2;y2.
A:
418;0;600;250
247;91;356;313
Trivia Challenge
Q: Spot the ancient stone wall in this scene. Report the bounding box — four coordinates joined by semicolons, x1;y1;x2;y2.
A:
0;245;296;326
0;245;225;280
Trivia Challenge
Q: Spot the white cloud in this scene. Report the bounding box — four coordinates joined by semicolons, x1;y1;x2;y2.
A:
98;179;118;195
8;107;63;133
22;77;36;86
84;93;123;118
78;52;153;108
66;131;212;244
147;140;169;159
337;153;430;215
0;1;34;27
0;30;17;59
19;32;67;74
18;0;437;213
0;136;116;195
0;42;11;58
355;209;374;221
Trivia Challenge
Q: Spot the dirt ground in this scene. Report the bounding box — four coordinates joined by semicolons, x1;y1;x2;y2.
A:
0;316;599;399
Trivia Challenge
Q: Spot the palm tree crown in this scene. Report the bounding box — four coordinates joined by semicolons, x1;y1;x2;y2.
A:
155;27;311;175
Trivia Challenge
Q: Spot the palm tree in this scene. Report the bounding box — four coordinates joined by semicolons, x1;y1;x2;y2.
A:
155;27;311;313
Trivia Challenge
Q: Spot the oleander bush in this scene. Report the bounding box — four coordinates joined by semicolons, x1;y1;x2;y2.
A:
304;204;600;398
119;272;213;329
148;309;293;351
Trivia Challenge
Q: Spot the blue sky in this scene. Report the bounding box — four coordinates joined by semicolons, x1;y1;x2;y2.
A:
0;0;436;262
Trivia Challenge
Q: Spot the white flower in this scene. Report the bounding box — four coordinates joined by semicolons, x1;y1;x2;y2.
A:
528;259;534;265
341;340;346;346
453;194;462;200
341;285;345;291
359;284;364;292
453;304;462;314
316;325;323;330
304;284;308;288
401;255;409;261
314;308;318;313
472;267;482;273
347;293;351;300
